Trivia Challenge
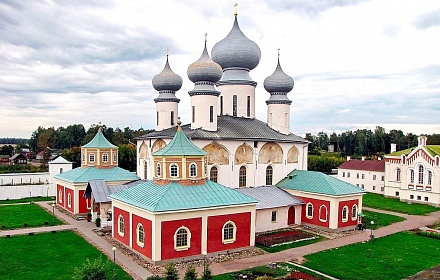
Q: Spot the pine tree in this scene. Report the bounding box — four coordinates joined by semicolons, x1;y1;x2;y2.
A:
183;265;198;280
164;262;179;280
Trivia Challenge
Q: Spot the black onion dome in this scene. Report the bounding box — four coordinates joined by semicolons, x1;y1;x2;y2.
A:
187;41;222;83
152;56;183;92
264;57;294;93
212;15;261;70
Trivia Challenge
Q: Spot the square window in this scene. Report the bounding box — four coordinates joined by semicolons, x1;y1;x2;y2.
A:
410;195;414;199
417;196;421;201
373;175;376;180
361;174;365;179
347;172;350;178
424;197;429;201
381;176;384;181
395;191;399;196
373;186;376;190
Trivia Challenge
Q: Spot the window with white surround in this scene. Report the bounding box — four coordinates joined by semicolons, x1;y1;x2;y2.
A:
118;215;125;236
427;171;432;185
418;165;424;184
89;153;95;163
174;227;190;250
362;174;365;179
372;175;376;180
410;169;415;183
356;173;359;179
347;172;350;178
156;163;161;177
266;166;273;185
342;172;345;177
137;224;144;247
271;211;277;222
222;222;236;244
170;163;179;178
319;205;327;222
342;206;348;222
82;153;85;162
352;205;358;220
113;152;117;163
189;163;197;177
396;168;401;181
239;166;246;187
67;193;72;208
210;166;218;182
306;203;314;219
102;153;108;163
58;189;63;203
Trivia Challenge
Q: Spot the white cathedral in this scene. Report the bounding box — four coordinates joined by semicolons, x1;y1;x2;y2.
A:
135;13;308;189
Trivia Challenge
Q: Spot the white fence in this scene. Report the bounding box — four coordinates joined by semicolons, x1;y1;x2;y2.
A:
0;172;50;186
0;184;56;200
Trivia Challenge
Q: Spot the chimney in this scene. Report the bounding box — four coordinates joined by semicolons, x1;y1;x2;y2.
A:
418;136;427;147
362;156;365;161
390;143;397;153
347;156;351;161
378;157;382;161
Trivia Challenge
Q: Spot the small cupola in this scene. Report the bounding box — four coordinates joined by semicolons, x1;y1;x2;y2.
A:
152;119;209;186
81;126;118;169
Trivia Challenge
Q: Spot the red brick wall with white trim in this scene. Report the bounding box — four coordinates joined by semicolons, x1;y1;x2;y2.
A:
161;218;202;260
113;207;130;246
296;196;330;228
337;199;359;228
131;214;152;259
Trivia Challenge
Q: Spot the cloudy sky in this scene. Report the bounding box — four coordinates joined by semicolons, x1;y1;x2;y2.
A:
1;0;440;138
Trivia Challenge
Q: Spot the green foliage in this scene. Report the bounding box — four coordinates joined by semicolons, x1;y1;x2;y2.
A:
61;146;81;168
201;262;213;280
184;265;198;280
307;155;344;173
0;144;14;156
363;193;438;215
303;232;440;280
0;204;63;229
0;163;47;174
118;144;137;171
146;276;165;280
164;263;179;280
361;210;405;230
416;230;440;239
73;258;109;280
0;196;55;205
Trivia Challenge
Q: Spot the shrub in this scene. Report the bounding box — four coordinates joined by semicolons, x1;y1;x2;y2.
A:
201;262;213;280
146;276;165;280
184;265;198;280
164;263;178;280
73;258;109;280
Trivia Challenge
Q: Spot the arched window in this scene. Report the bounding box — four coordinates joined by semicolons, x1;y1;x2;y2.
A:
137;224;144;247
89;153;95;163
156;163;161;177
396;168;401;181
102;153;108;163
352;205;358;220
67;193;72;208
59;168;63;174
266;166;273;185
319;205;327;222
342;206;348;222
239;166;246;187
418;165;424;184
427;171;432;185
113;152;117;163
118;215;125;236
306;203;314;219
58;189;63;203
222;221;236;244
210;166;218;183
170;163;179;178
174;227;190;250
410;169;415;183
189;163;197;177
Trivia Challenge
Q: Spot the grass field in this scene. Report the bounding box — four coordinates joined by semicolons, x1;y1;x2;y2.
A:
0;203;63;229
361;209;405;230
0;196;55;205
303;231;440;280
363;193;438;215
0;230;131;280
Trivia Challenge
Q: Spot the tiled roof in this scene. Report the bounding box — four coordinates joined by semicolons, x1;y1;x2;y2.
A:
136;115;307;143
235;186;303;210
387;145;440;157
152;127;208;157
277;169;365;196
82;129;117;149
338;159;385;172
55;166;140;183
109;180;258;212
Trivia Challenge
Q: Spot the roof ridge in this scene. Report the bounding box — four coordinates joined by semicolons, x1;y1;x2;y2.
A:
152;182;173;211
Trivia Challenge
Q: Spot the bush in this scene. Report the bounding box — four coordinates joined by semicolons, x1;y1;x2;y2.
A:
184;265;198;280
201;263;212;280
73;258;109;280
146;276;165;280
164;263;178;280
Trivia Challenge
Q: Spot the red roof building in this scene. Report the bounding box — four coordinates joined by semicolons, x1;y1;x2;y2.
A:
338;158;385;194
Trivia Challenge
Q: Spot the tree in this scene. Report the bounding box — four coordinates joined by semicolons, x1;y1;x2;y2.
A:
201;263;213;280
0;145;14;156
184;265;198;280
118;144;137;171
164;262;179;280
73;258;109;280
61;146;81;168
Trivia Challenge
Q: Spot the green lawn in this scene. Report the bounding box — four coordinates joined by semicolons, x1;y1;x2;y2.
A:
257;235;325;253
361;209;405;230
0;196;55;205
0;230;131;280
363;193;439;215
303;231;440;280
0;203;63;229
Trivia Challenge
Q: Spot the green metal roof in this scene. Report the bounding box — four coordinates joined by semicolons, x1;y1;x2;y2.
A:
55;166;139;183
82;129;117;149
109;180;257;212
276;169;365;196
153;127;207;157
387;145;440;157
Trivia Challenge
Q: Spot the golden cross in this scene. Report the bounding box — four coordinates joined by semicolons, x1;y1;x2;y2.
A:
234;2;238;15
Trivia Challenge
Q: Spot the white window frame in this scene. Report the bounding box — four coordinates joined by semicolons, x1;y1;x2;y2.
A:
318;205;328;222
351;205;358;220
396;168;401;181
102;153;108;163
189;162;197;177
170;163;179;178
210;166;218;182
113;152;117;163
410;169;415;183
271;210;277;222
156;163;161;177
342;206;348;222
67;193;72;208
174;226;191;251
306;203;314;219
427;170;432;185
58;189;63;203
118;215;125;237
418;165;424;184
222;221;237;244
137;223;145;247
89;153;95;163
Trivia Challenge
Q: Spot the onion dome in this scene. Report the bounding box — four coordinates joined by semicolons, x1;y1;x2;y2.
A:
264;55;294;93
187;38;222;83
152;55;183;92
212;15;261;71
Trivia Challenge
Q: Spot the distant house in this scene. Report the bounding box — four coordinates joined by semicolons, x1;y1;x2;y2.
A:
9;153;27;165
337;158;385;194
0;155;10;165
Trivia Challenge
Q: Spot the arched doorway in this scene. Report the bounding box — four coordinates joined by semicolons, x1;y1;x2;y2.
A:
288;206;295;225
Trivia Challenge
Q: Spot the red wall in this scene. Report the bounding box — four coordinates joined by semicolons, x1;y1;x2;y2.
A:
65;188;74;213
131;214;152;259
113;207;130;246
296;196;330;228
207;212;251;253
78;190;91;214
161;218;202;260
56;184;65;208
337;199;359;228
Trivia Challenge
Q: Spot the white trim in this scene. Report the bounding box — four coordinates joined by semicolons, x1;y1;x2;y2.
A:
306;202;314;219
170;163;179;178
351;204;358;221
58;189;63;203
89;153;95;163
67;193;72;208
222;221;237;244
102;153;109;163
189;162;197;177
174;226;191;251
318;205;327;222
118;215;125;237
342;206;349;222
136;223;145;248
